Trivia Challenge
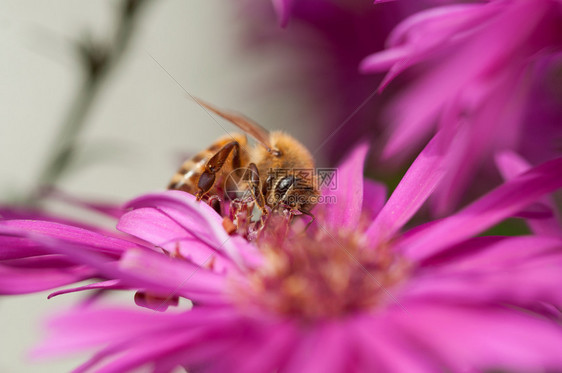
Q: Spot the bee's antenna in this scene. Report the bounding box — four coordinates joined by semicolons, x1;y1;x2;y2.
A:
146;51;275;153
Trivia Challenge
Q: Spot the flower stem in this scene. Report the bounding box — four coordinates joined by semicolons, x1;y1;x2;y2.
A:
30;0;148;203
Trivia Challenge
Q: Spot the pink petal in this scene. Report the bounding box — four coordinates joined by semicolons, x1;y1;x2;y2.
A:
0;220;137;256
4;230;222;304
36;307;249;372
0;235;47;260
496;151;561;236
391;303;562;371
118;249;226;299
47;279;127;299
117;207;234;272
361;4;499;89
402;156;562;261
365;132;447;243
87;330;200;373
351;315;438;372
432;64;529;215
362;179;387;219
2;254;75;268
321;143;369;229
210;322;297;373
122;191;248;269
406;236;562;305
407;258;562;307
0;264;95;294
381;0;547;159
272;0;294;28
34;306;238;357
0;221;134;294
376;57;419;92
0;206;119;235
385;4;488;48
359;46;412;73
284;322;349;373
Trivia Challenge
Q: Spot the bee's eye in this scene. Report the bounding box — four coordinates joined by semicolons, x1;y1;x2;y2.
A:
276;176;296;196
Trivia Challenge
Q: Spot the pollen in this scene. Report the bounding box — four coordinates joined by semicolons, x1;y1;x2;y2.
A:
231;216;410;320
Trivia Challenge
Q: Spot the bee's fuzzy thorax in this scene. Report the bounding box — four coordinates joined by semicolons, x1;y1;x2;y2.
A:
251;131;315;178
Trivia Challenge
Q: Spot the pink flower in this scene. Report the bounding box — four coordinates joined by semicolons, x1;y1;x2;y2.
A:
6;141;561;372
241;0;408;164
361;0;562;213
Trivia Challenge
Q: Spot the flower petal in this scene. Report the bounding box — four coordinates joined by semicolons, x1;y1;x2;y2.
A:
362;179;387;219
118;249;226;299
272;0;294;27
0;221;134;294
361;4;500;88
35;307;250;373
406;236;562;306
496;151;561;236
365;132;447;243
391;303;562;371
0;206;117;234
0;264;95;294
320;143;369;229
401;156;562;261
0;220;136;257
379;0;547;160
122;191;249;269
47;279;127;299
4;228;223;304
284;322;349;373
34;306;239;357
351;315;438;372
209;321;296;373
431;63;529;215
117;207;235;272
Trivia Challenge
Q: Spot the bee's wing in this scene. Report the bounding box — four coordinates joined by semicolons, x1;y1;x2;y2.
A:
194;97;273;151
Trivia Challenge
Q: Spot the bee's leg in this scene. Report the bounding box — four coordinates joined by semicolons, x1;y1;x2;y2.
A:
247;163;267;215
207;195;222;215
196;141;240;201
298;209;315;231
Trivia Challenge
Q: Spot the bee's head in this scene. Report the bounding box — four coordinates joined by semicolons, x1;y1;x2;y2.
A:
266;175;318;212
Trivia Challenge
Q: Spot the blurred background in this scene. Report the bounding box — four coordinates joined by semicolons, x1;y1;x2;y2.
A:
0;1;327;371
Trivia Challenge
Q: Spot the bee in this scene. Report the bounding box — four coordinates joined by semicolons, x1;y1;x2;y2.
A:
168;98;318;220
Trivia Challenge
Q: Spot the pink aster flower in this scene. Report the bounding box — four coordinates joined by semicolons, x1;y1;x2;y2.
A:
3;139;560;372
362;0;562;213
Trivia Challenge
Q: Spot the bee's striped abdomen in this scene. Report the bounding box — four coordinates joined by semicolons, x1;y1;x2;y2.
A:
167;133;248;196
167;152;210;193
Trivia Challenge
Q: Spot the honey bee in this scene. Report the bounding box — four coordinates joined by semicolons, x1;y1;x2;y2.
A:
168;98;319;220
